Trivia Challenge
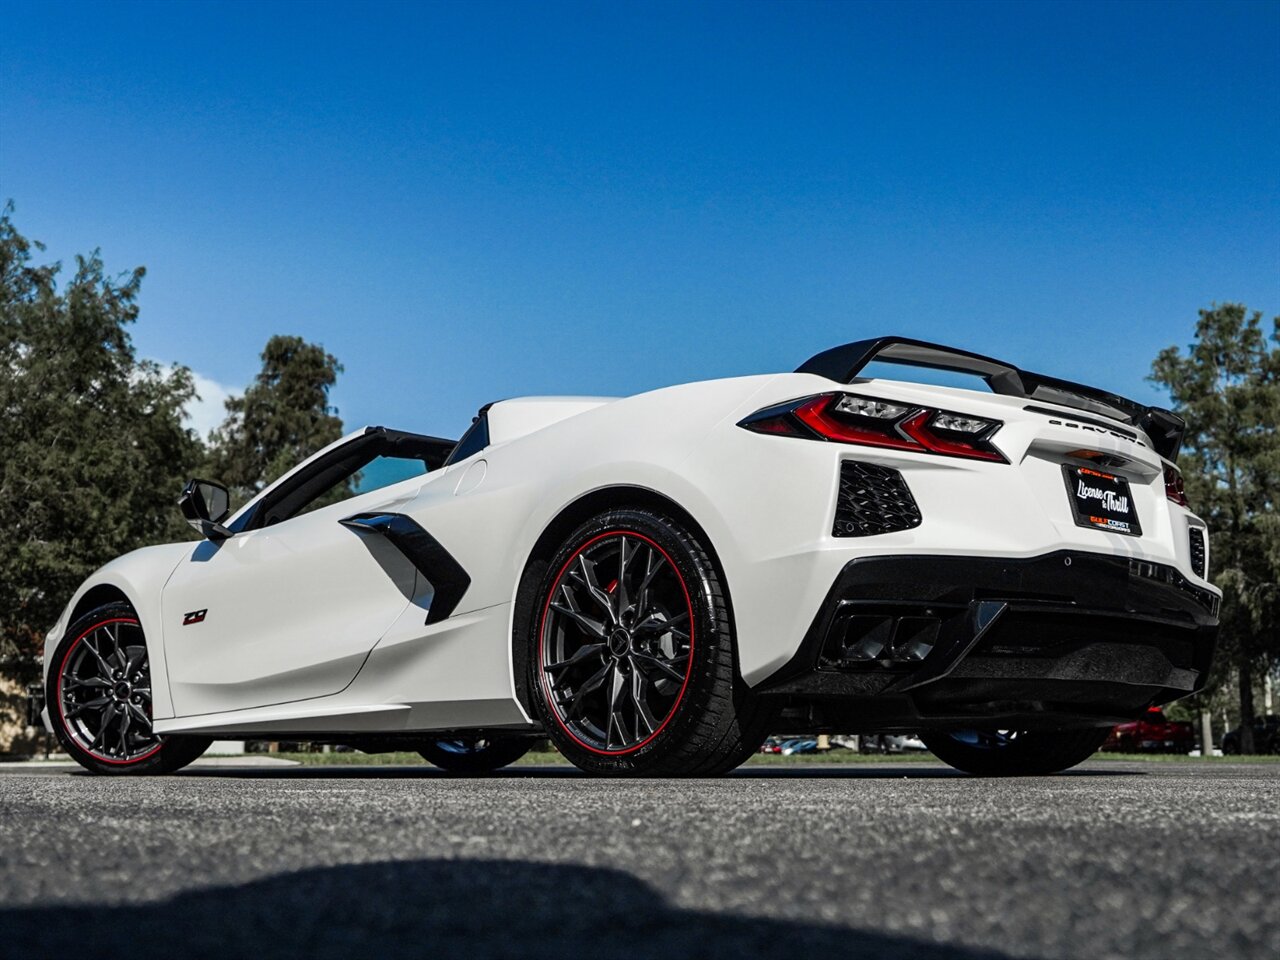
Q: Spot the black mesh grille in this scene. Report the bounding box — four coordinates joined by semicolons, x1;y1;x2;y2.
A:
1188;527;1206;579
833;461;922;537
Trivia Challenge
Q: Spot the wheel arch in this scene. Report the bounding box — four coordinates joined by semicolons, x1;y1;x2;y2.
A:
509;484;736;717
67;583;135;627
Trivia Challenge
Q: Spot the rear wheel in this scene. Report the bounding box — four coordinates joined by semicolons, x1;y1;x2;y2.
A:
922;727;1109;776
48;602;210;776
417;737;531;773
528;508;774;777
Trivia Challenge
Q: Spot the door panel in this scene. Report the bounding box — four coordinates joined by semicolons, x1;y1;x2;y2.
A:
161;479;429;716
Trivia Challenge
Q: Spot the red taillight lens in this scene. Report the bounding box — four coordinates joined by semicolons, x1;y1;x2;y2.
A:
1164;465;1188;507
740;393;1008;463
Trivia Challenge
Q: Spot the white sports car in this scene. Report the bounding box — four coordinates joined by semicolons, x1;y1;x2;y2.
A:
42;337;1220;777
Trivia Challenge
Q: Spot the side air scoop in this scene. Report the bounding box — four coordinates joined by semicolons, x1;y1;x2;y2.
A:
340;512;471;625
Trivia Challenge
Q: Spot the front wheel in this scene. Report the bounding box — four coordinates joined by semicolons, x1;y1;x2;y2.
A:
47;602;210;776
527;507;774;777
921;727;1110;776
417;737;532;773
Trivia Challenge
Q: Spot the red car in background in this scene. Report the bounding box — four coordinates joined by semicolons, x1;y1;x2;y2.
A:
1102;707;1195;754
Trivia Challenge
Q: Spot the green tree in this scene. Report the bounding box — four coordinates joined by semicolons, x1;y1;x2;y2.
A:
207;334;345;505
1150;304;1280;753
0;204;202;673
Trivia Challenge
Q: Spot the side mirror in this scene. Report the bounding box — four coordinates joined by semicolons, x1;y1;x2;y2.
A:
179;479;233;541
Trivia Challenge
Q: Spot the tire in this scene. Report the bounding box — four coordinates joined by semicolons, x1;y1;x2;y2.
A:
921;727;1110;776
417;737;532;773
527;508;775;777
47;602;211;776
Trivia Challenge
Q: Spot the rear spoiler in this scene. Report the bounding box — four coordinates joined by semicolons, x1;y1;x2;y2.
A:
796;337;1185;462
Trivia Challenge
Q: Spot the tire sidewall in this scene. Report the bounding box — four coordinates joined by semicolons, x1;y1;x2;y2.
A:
527;509;724;774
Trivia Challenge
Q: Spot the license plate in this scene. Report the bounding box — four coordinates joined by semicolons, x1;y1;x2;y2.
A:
1063;464;1141;536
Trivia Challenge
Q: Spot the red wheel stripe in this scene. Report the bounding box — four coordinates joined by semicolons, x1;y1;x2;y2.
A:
537;530;696;757
56;616;164;766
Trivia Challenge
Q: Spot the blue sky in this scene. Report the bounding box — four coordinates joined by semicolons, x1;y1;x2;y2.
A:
2;0;1277;440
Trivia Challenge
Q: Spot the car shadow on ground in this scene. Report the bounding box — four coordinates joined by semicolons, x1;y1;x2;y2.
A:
0;858;1010;959
171;762;1140;780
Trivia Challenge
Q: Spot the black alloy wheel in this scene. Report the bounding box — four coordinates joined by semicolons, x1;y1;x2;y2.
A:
48;602;210;775
921;727;1110;776
529;508;775;776
417;736;532;773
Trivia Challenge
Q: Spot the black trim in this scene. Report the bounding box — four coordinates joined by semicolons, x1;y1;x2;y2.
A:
796;336;1185;462
757;551;1220;719
340;512;471;624
232;427;456;534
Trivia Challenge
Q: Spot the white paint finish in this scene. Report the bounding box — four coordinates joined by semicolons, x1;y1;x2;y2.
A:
485;396;616;445
453;458;486;496
44;363;1221;740
160;476;433;716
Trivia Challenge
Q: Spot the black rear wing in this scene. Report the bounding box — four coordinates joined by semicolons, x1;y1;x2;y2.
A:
796;336;1185;462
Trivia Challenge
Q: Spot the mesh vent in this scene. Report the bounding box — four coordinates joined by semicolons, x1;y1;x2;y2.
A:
1188;527;1206;579
833;461;922;537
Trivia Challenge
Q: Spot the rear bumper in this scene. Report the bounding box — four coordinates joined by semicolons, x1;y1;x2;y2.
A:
756;551;1219;730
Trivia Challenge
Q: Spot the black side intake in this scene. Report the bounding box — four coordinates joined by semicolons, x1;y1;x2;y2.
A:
833;461;922;537
1188;527;1206;579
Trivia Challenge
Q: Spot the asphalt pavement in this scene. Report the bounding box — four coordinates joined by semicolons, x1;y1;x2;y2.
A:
0;758;1275;959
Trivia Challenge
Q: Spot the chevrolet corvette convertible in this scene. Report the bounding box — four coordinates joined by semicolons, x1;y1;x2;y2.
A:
42;337;1220;777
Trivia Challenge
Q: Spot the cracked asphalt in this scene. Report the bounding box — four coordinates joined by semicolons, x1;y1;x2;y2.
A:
0;758;1275;959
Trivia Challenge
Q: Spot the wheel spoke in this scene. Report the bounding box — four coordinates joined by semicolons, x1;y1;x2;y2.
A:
65;695;111;719
543;642;607;677
571;555;617;625
549;601;606;640
563;661;612;721
83;634;114;676
633;610;689;635
632;652;687;684
629;661;659;736
634;546;664;610
64;676;112;690
124;646;147;676
615;538;634;616
605;664;626;749
116;703;133;754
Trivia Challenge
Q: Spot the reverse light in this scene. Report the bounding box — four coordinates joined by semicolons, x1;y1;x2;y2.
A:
833;396;910;419
1164;465;1189;507
739;393;1008;463
930;413;989;433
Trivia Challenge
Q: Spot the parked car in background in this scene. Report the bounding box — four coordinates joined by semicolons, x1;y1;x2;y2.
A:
1101;707;1195;753
860;734;928;754
781;739;819;756
1221;715;1280;755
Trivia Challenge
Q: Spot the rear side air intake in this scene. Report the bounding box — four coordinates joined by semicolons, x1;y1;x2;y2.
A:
833;461;922;537
1188;527;1207;579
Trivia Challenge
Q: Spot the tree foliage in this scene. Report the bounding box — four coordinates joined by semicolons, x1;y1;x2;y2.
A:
206;335;345;507
1150;304;1280;751
0;205;201;670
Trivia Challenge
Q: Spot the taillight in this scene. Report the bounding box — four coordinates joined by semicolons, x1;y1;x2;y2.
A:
1164;465;1188;507
739;393;1008;463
